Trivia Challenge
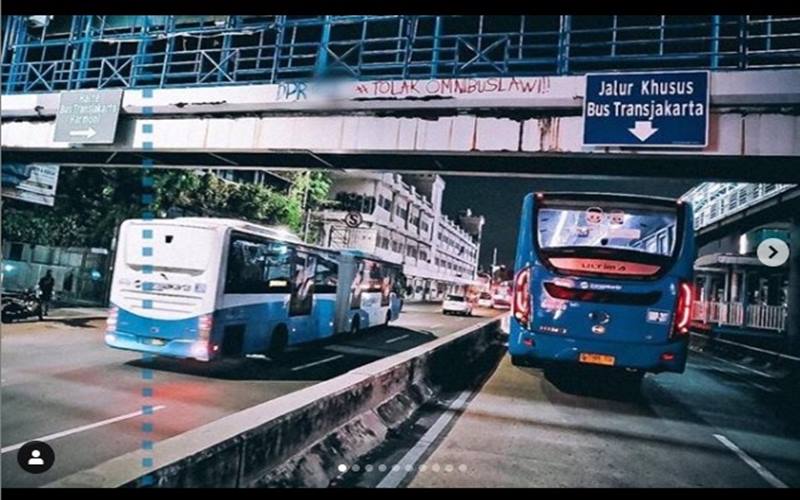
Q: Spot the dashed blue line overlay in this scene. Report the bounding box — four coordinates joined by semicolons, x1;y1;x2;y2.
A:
140;87;155;488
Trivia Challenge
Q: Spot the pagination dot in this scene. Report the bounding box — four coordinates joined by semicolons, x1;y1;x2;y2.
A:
337;464;348;473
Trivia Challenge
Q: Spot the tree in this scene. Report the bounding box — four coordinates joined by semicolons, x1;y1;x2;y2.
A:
2;167;332;249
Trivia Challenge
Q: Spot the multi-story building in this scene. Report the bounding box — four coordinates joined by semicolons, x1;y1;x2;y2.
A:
314;171;484;302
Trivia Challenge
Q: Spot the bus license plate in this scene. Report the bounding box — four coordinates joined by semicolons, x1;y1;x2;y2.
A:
144;338;165;346
579;353;615;366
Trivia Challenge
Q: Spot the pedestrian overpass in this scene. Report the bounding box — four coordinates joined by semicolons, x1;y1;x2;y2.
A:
2;15;800;180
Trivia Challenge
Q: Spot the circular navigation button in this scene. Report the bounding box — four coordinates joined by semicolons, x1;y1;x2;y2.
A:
17;441;55;474
756;238;789;268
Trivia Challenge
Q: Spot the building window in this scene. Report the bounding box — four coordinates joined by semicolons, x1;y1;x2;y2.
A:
335;192;376;214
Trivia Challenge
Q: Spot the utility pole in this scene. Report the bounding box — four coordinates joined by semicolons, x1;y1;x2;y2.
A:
302;170;311;242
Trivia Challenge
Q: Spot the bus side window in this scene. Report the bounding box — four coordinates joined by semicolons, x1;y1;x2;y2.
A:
225;238;264;294
314;258;338;294
262;243;291;292
225;236;291;294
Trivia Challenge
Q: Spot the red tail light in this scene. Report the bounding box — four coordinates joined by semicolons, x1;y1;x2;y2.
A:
513;267;532;328
198;313;214;341
672;281;693;338
106;306;119;333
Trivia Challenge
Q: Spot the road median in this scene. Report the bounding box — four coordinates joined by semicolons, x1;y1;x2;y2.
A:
48;315;506;488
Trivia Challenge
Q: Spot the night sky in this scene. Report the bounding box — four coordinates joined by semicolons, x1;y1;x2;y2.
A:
440;175;698;271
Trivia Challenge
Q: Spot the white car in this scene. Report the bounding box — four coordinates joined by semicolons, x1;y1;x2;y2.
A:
477;292;493;308
442;295;473;316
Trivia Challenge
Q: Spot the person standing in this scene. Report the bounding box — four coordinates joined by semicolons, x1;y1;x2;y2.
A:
38;270;55;318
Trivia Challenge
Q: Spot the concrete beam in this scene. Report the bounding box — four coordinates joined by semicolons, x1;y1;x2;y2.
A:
2;69;799;119
3;112;799;157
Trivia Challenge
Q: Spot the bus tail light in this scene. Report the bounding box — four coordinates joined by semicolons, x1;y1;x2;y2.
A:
671;281;693;338
106;306;119;334
513;267;532;328
198;313;214;341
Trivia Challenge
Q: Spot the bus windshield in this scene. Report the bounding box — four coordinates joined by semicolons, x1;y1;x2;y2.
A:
537;198;679;257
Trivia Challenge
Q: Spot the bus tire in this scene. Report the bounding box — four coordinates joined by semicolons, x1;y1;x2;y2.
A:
350;315;360;335
511;355;540;368
511;355;531;367
267;325;288;360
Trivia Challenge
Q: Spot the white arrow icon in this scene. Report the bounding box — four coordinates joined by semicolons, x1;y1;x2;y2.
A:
69;127;97;139
628;121;658;142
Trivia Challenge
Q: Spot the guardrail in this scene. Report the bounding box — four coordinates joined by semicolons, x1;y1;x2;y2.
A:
48;315;505;488
692;300;788;332
3;15;800;93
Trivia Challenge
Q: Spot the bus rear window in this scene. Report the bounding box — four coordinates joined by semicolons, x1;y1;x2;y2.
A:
537;199;679;257
124;223;215;272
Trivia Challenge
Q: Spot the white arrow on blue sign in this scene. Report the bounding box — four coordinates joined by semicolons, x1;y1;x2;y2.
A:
582;71;710;147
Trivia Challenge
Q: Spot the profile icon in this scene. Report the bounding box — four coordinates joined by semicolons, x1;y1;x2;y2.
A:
17;441;55;474
28;449;45;466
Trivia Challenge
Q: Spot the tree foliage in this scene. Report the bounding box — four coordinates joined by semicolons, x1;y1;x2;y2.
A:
2;167;331;249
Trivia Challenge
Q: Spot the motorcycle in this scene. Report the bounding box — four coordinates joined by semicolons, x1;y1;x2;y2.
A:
1;288;44;323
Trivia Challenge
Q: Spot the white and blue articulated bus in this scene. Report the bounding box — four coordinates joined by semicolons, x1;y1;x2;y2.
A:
105;217;404;362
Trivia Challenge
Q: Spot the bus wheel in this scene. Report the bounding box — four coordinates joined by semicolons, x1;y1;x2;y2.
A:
267;326;288;361
511;355;532;367
350;316;360;336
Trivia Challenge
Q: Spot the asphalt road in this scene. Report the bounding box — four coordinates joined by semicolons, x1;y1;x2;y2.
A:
340;343;800;488
0;303;499;488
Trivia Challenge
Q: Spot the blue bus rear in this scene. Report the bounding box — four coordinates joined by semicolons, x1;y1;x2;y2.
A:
508;193;695;375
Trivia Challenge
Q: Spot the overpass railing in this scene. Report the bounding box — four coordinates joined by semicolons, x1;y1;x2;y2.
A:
3;15;800;93
682;183;796;230
692;300;788;332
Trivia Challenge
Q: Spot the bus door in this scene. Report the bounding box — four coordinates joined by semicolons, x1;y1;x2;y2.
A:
530;197;691;346
288;249;317;344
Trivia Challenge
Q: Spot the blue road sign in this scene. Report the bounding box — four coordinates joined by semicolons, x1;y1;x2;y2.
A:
583;71;709;147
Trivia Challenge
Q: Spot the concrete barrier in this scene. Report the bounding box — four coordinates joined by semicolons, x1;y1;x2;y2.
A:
48;315;505;488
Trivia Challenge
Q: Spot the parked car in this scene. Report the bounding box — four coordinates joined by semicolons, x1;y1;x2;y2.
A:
442;294;473;316
478;292;493;308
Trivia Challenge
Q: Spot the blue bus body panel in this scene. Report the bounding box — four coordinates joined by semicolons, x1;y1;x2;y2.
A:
107;293;390;360
106;304;204;359
509;193;694;374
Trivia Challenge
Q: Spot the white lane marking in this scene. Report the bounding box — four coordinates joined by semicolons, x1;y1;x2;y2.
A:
377;389;472;488
290;355;344;372
385;334;411;344
1;405;167;454
713;434;788;488
427;324;443;329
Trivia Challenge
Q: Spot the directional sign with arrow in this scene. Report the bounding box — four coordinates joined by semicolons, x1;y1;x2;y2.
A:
69;127;98;139
583;71;709;147
53;89;123;145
